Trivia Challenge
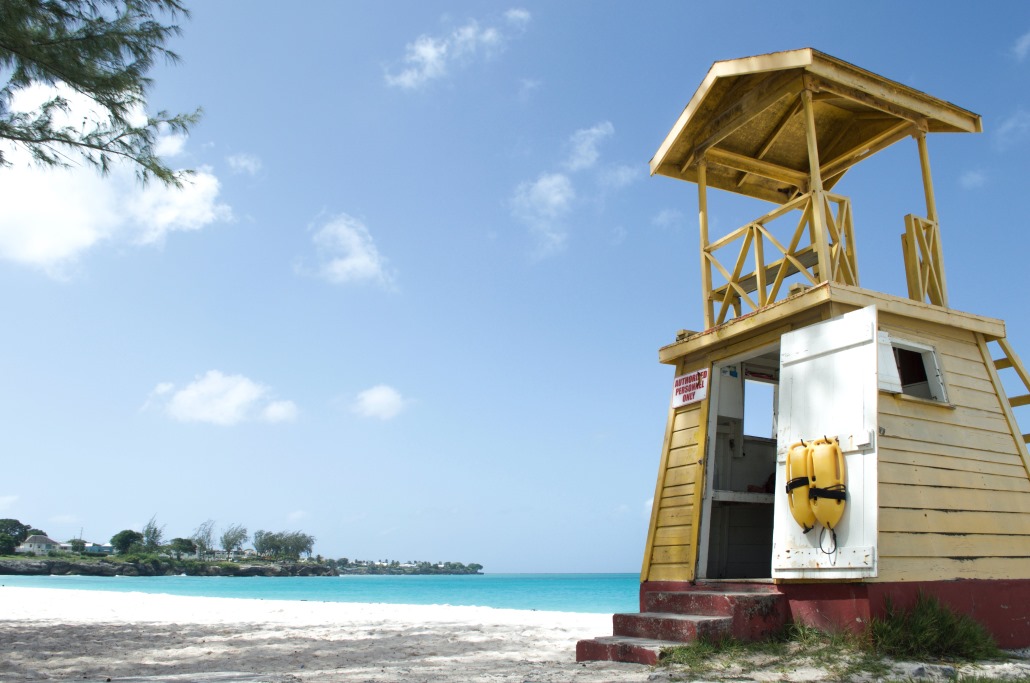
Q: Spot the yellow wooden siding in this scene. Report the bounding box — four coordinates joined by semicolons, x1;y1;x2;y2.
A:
642;396;707;583
876;320;1030;582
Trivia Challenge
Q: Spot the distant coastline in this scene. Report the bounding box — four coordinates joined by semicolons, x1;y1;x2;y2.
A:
0;557;484;578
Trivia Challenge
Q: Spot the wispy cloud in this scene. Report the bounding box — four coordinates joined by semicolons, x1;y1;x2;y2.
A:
0;83;231;278
0;495;16;512
385;9;531;89
227;153;263;176
287;510;307;522
352;384;407;420
518;78;541;103
599;163;639;190
652;208;685;229
302;213;395;287
153;370;298;426
959;169;987;189
511;122;633;256
505;8;531;29
1014;29;1030;62
564;121;614;171
995;110;1030;150
511;172;575;257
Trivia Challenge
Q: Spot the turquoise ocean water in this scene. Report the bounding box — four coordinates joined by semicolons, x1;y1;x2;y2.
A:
0;573;639;614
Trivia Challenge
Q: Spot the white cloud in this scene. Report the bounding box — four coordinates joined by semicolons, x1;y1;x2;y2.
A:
1014;29;1030;62
263;400;299;423
385;12;526;89
0;83;231;277
564;121;614;171
995;110;1030;150
227;153;263;176
155;133;187;158
505;8;531;28
959;169;987;189
652;208;685;229
518;78;541;103
353;384;407;420
158;370;298;426
599;163;639;190
306;213;394;287
0;495;17;512
50;514;79;524
129;165;232;245
287;510;307;522
511;172;575;256
644;497;654;518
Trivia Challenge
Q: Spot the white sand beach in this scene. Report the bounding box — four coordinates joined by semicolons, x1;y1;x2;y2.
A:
8;586;1030;682
0;586;654;682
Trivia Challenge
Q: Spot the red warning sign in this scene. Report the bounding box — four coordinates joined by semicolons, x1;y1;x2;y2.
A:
672;368;709;407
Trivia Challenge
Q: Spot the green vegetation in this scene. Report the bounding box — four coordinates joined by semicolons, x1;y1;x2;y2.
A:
869;593;1002;661
220;523;248;555
109;529;144;554
0;517;484;576
0;0;200;186
659;624;888;681
660;596;1007;681
0;518;32;553
253;530;314;561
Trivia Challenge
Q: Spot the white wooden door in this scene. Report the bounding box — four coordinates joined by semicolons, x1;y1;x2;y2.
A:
772;306;878;579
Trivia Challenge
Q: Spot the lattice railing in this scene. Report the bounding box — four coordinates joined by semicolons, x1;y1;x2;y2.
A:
902;214;948;307
703;190;858;326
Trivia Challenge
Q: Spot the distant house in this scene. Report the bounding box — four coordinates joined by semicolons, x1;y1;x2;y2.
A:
16;534;63;554
82;542;113;555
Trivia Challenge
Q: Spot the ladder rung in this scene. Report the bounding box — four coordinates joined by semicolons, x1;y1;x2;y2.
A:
996;358;1014;370
1011;395;1030;408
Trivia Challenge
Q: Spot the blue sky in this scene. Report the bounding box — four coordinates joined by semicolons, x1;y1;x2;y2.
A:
2;2;1030;572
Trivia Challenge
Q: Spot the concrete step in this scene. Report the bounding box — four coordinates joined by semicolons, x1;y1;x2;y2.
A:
575;635;683;666
644;590;788;640
613;611;732;642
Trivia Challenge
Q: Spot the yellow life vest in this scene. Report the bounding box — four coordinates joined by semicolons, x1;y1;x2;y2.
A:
784;441;816;533
807;437;847;530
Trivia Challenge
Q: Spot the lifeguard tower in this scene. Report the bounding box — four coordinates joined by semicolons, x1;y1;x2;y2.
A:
578;49;1030;664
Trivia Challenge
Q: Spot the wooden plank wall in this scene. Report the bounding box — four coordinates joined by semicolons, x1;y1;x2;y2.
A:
876;314;1030;582
642;398;706;582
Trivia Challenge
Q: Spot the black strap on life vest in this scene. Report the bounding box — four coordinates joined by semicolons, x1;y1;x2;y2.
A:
809;484;846;501
785;477;809;494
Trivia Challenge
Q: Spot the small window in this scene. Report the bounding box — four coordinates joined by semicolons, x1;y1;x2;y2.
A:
877;332;948;402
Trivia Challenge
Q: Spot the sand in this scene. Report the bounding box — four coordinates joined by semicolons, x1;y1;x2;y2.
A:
6;586;1030;682
0;586;654;682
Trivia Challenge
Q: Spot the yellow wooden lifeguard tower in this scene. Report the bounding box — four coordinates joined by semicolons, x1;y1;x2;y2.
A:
578;48;1030;664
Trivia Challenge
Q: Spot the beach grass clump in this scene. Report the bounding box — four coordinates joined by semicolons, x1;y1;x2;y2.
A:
660;635;733;670
869;593;1001;661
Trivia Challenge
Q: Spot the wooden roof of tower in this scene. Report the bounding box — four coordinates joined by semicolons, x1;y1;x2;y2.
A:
650;48;982;204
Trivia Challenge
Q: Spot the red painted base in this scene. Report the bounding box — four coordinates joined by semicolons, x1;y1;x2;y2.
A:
640;579;1030;648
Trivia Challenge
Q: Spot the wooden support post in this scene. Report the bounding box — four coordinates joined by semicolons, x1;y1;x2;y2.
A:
802;89;832;282
916;132;939;223
916;132;948;306
754;225;767;306
698;160;714;329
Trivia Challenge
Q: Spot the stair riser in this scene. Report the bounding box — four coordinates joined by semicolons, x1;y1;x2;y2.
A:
613;614;731;642
575;639;659;666
643;592;788;641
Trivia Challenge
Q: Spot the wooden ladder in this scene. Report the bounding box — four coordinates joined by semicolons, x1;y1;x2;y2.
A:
990;337;1030;445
